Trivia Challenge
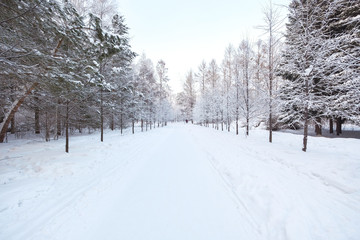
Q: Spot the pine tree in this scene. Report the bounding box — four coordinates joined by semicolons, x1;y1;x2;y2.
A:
279;0;333;151
325;0;360;133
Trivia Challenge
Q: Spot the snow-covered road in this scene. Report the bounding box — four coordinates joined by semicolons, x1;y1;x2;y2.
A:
69;126;259;240
1;123;359;240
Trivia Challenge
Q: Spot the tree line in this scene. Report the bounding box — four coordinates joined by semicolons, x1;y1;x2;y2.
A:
0;0;173;152
177;0;359;151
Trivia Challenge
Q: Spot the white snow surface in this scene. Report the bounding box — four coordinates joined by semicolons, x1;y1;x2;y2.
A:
0;123;359;240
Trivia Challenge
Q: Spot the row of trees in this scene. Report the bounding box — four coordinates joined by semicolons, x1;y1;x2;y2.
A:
177;38;278;137
0;0;173;151
278;0;359;151
177;1;282;140
177;0;359;151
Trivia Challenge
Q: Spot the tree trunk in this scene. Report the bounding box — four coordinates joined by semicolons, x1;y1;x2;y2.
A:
246;117;249;136
110;113;114;131
302;76;309;152
336;117;342;135
268;26;273;143
302;107;309;152
34;106;40;134
65;101;69;153
329;119;333;134
315;117;322;136
236;120;238;135
56;99;61;137
0;83;38;143
120;113;123;135
269;112;272;143
10;115;15;134
45;112;50;142
132;120;135;134
141;119;144;132
246;67;249;136
100;88;103;142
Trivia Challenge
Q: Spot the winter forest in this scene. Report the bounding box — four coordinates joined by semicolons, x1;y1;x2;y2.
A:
1;0;360;239
0;0;174;152
1;0;359;152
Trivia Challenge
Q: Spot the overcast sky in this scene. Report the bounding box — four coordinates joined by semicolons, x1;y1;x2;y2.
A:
115;0;289;93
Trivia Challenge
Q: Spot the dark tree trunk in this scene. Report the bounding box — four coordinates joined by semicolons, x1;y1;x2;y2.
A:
110;113;114;131
34;94;40;134
35;108;40;134
65;101;69;153
120;113;123;135
315;117;322;136
329;119;333;134
132;120;135;134
45;112;50;142
302;107;309;152
10;115;15;134
236;120;239;135
336;117;342;135
0;83;38;143
246;118;249;136
302;76;309;152
141;119;144;132
56;99;61;137
269;111;273;143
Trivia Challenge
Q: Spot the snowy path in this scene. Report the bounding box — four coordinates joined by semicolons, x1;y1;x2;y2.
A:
1;123;360;240
54;126;260;239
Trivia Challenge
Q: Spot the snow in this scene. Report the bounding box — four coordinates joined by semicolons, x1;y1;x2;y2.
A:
1;124;359;240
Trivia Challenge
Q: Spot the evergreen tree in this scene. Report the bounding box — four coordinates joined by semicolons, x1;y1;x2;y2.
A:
279;0;333;151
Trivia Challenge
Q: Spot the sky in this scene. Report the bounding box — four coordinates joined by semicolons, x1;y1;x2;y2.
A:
115;0;290;93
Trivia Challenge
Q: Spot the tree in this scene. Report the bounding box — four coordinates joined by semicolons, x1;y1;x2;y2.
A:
221;45;235;132
135;54;157;131
279;0;333;151
156;60;170;126
234;39;255;136
0;0;97;144
258;0;283;143
196;60;208;96
325;0;360;134
0;1;140;152
178;71;196;122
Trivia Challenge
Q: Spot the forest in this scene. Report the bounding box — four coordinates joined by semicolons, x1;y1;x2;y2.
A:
1;1;360;239
0;0;174;152
0;0;359;152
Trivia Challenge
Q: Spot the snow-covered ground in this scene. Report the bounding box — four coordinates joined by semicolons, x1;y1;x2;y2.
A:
1;123;359;240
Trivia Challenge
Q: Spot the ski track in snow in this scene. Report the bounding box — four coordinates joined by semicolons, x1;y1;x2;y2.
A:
0;123;359;240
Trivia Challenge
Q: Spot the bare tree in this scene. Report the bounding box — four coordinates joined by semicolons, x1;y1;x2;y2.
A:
222;44;235;132
90;0;117;24
257;0;284;143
